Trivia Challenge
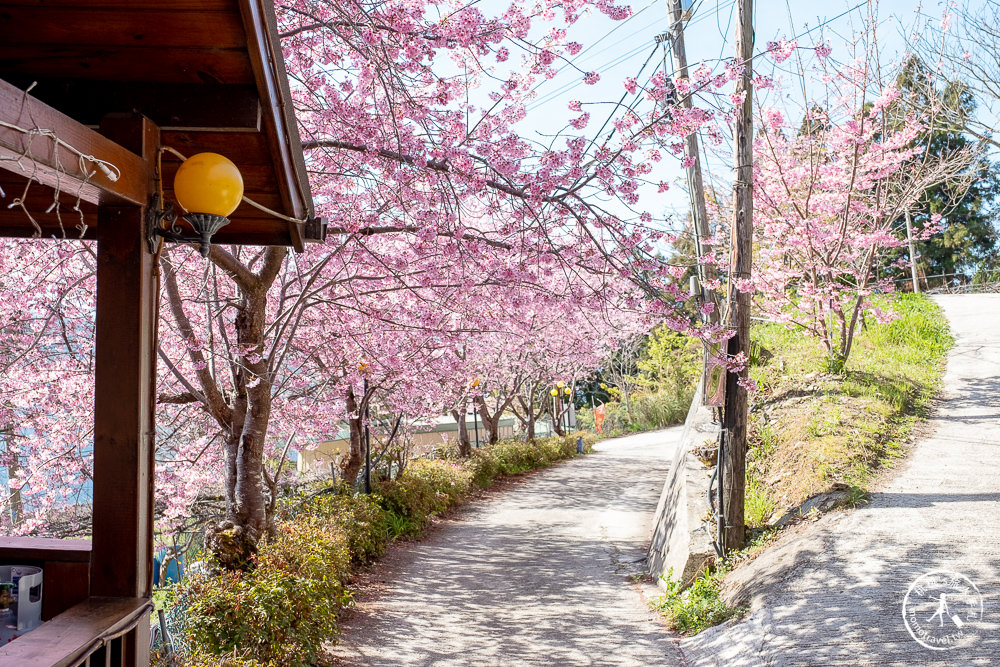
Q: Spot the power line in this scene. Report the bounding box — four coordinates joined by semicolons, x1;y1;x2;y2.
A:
528;0;732;112
527;39;655;111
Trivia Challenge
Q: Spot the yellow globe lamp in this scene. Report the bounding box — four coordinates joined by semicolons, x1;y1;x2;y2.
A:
556;381;565;389
173;152;244;257
563;387;572;395
549;388;559;397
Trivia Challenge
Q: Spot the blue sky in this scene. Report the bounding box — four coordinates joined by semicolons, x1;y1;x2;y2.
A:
504;0;942;223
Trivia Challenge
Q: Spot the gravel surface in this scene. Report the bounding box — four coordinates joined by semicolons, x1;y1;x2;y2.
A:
329;428;686;666
683;294;1000;666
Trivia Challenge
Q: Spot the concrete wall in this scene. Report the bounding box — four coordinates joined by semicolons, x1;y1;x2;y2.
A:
646;383;719;588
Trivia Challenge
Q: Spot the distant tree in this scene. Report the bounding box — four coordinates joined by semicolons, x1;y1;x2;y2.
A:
891;57;999;280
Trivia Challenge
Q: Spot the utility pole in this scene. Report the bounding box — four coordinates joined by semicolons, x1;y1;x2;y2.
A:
667;0;718;324
721;0;753;553
905;209;921;293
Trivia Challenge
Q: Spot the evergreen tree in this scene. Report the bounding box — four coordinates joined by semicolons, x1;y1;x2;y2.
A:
893;58;999;281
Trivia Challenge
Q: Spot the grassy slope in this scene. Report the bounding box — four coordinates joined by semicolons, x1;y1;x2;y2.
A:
745;294;953;526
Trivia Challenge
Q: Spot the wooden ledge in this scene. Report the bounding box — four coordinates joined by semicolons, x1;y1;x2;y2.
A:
0;537;91;563
0;596;151;667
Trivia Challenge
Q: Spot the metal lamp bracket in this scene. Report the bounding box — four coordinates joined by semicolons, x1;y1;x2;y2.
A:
146;194;230;257
146;193;181;254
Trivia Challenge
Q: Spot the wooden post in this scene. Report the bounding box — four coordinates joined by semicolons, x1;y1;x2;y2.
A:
668;0;718;323
93;113;158;666
721;0;753;553
905;209;921;293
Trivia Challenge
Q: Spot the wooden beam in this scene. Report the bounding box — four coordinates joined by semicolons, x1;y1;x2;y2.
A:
92;114;156;666
3;79;262;132
239;0;314;250
0;78;148;209
0;536;90;562
0;45;255;85
0;7;247;49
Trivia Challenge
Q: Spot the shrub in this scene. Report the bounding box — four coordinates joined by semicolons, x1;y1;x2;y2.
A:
375;459;472;536
179;521;352;666
169;431;592;664
297;492;391;563
464;432;591;487
172;651;262;667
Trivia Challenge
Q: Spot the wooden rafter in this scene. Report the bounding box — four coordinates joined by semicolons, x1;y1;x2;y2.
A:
0;78;148;209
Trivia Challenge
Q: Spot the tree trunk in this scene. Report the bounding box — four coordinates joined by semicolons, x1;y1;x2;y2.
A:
475;395;501;444
164;246;287;571
450;405;472;456
513;392;537;441
551;398;566;437
342;385;365;485
206;287;272;570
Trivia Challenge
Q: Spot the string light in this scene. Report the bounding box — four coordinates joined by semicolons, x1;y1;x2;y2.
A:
0;83;121;239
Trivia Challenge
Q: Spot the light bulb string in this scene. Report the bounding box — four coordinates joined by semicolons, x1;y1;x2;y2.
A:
159;146;308;225
0;82;105;238
0;119;122;184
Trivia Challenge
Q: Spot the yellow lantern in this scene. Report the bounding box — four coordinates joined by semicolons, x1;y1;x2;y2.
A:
173;152;244;257
563;387;572;395
556;381;565;388
549;388;559;397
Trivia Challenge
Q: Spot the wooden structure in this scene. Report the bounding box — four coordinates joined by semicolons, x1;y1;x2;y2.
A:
0;1;321;664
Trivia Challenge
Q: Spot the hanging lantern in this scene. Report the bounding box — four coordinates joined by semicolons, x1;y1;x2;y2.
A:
549;388;559;397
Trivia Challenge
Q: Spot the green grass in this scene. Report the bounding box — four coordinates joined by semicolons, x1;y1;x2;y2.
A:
651;566;747;635
745;293;952;526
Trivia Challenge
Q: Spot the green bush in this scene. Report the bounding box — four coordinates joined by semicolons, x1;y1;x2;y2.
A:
630;391;692;429
179;521;352;666
578;392;691;436
375;459;472;536
296;492;391;563
171;652;262;667
464;433;591;487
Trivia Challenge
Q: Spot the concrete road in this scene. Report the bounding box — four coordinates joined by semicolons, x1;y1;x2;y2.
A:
684;294;1000;666
329;428;685;666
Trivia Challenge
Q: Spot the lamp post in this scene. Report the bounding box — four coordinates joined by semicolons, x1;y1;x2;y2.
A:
472;404;480;448
563;385;574;432
363;377;371;494
549;386;559;434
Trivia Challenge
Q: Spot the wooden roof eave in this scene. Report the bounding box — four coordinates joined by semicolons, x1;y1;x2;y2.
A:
239;0;316;252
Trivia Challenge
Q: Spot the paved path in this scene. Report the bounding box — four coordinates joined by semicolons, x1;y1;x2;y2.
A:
330;429;685;666
684;294;1000;666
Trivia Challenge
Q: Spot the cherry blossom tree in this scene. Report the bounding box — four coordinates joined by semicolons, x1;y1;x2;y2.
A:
745;37;977;370
0;0;742;569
